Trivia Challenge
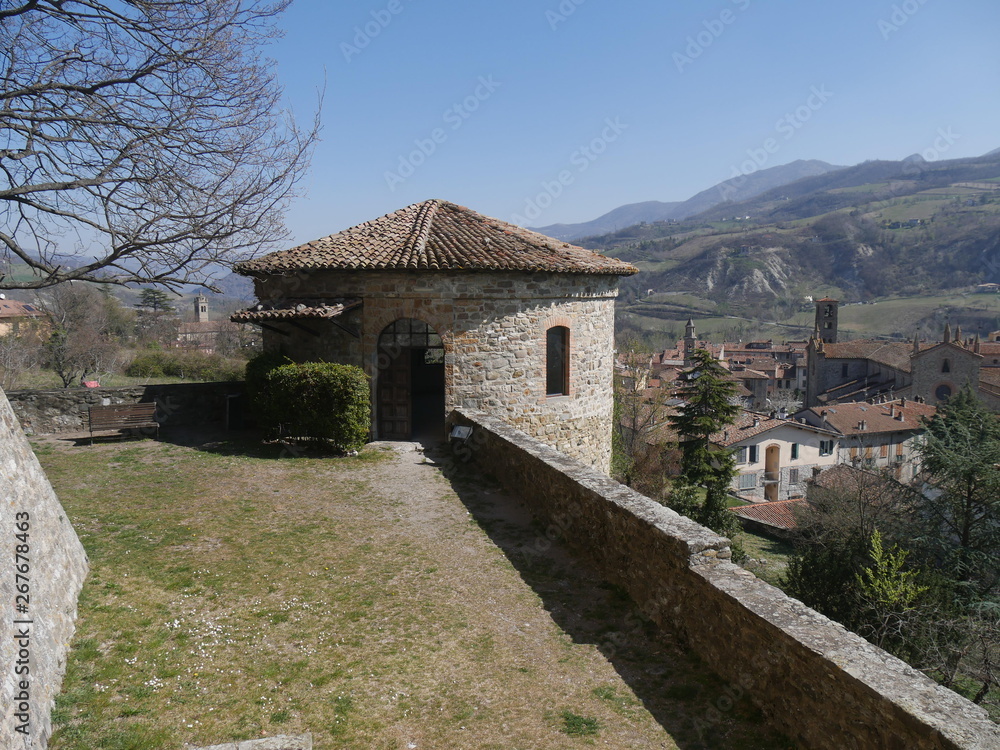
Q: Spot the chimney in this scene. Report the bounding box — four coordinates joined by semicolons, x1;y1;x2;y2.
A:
889;405;896;418
900;396;906;407
753;417;761;428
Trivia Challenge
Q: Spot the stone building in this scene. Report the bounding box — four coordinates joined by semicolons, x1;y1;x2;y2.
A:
807;315;1000;411
713;412;841;503
795;398;937;482
232;199;637;471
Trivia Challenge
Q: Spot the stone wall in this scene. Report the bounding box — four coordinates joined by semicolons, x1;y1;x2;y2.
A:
911;342;981;407
7;382;246;436
1;388;89;748
450;409;1000;750
257;270;618;471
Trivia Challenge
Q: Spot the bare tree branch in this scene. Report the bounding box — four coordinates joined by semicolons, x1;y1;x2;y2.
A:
1;0;320;290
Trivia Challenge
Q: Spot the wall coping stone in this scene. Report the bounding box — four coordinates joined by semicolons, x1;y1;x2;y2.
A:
452;408;1000;750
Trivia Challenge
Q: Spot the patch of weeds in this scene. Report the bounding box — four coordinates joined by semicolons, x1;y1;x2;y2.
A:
559;709;601;737
592;685;640;715
270;709;291;724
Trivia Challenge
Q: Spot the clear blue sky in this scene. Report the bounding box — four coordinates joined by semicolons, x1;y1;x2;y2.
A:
270;0;1000;243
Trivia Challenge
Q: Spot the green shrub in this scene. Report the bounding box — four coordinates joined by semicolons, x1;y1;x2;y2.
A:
126;349;246;381
256;361;370;450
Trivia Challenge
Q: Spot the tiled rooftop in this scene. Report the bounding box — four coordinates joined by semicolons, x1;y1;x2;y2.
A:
0;299;43;318
820;340;917;372
801;398;936;436
235;200;638;277
230;299;362;323
729;499;806;530
711;411;834;447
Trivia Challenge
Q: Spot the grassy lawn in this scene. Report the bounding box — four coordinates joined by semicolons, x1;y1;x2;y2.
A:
36;435;793;750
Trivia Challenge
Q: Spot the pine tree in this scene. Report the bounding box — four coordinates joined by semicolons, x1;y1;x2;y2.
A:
668;348;740;532
916;385;1000;595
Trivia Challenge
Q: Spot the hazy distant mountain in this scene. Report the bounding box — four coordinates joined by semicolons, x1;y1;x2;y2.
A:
532;159;844;241
584;150;1000;317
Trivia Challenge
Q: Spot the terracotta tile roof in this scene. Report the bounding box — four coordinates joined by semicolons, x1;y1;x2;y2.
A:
979;369;1000;388
800;398;936;436
0;299;43;318
235;200;638;277
729;499;806;530
820;340;915;372
230;299;362;323
711;411;834;447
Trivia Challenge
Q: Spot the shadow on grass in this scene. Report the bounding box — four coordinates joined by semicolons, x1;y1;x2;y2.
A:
423;440;794;750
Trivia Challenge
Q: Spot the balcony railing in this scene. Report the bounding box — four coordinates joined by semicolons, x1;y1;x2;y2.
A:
762;471;780;483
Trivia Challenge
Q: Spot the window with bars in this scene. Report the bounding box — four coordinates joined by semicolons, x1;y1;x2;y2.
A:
379;318;443;350
738;473;756;490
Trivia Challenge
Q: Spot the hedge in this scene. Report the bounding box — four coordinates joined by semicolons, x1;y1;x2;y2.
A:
246;356;370;451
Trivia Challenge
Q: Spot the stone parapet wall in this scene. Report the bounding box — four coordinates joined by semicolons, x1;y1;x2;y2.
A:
7;382;246;436
450;409;1000;750
1;388;89;748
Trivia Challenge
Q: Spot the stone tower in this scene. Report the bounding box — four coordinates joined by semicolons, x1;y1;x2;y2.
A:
231;199;637;472
815;298;839;343
195;294;209;323
683;318;697;363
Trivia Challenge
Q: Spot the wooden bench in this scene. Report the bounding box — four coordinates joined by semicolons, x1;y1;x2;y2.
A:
88;402;159;444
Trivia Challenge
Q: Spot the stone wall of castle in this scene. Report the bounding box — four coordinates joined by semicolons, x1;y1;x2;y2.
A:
450;409;1000;750
256;271;618;471
7;382;245;436
0;388;89;749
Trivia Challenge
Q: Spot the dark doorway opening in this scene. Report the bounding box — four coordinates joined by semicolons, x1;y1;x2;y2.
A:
377;319;445;440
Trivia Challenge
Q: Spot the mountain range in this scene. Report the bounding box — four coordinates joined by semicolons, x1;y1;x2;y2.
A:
531;159;845;241
574;148;1000;331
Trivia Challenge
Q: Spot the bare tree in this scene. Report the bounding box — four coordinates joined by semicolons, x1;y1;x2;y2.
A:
0;328;43;390
41;283;123;386
1;0;319;290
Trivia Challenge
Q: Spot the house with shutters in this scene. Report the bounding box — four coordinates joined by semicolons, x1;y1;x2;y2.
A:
712;411;841;503
231;199;637;472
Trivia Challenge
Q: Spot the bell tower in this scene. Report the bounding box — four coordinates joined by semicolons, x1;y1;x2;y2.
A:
814;298;839;343
195;294;209;323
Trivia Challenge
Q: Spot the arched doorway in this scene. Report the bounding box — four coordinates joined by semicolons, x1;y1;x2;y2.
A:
764;444;780;502
377;319;445;440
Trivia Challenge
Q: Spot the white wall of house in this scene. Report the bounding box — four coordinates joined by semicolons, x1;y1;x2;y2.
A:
730;424;840;502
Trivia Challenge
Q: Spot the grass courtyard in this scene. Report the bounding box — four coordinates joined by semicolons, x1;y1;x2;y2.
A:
36;433;792;749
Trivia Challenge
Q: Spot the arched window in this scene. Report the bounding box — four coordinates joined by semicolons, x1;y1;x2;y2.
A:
546;326;570;396
942;359;950;374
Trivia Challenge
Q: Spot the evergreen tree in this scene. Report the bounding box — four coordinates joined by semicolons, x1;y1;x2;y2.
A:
668;348;740;532
916;385;1000;596
137;288;175;313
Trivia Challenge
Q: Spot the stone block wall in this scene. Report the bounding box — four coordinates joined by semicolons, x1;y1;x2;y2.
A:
450;409;1000;750
7;382;246;436
911;343;981;406
255;270;618;471
1;388;89;748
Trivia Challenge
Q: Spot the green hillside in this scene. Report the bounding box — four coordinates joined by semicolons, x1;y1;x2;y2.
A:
586;152;1000;344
